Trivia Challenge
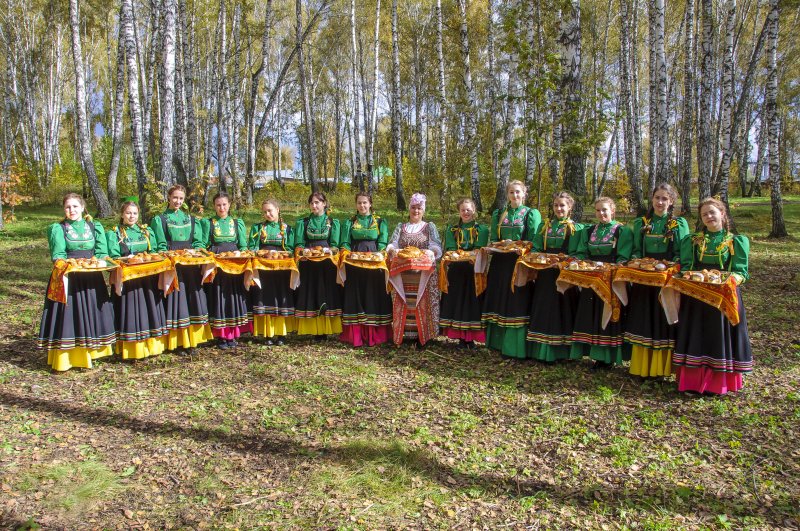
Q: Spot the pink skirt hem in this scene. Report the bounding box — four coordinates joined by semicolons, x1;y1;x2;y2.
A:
675;366;743;395
212;324;253;340
339;324;392;347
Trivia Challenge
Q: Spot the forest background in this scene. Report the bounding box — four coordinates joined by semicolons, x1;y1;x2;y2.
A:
0;0;798;234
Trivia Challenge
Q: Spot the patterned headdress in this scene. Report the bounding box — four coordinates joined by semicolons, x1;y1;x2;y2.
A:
410;193;427;209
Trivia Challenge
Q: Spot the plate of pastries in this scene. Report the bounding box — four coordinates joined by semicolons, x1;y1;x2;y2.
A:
349;251;385;262
489;239;532;252
625;257;674;271
397;246;427;259
679;269;728;284
443;249;477;261
65;257;111;269
301;246;334;258
165;249;207;258
120;252;165;265
523;252;565;265
256;249;293;259
215;250;253;258
566;260;609;272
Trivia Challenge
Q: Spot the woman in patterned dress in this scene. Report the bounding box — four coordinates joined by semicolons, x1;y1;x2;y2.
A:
339;193;393;346
482;181;542;358
386;193;443;348
106;201;168;360
151;184;213;352
247;199;296;346
38;193;116;371
439;198;489;349
673;197;752;394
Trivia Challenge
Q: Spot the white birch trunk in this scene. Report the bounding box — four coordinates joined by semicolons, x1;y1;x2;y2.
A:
160;0;178;186
457;0;482;211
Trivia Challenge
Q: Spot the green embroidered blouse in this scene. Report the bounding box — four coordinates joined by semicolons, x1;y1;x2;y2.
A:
106;223;155;258
444;220;489;251
294;214;341;249
630;214;690;261
340;214;388;250
489;205;542;242
533;218;585;255
47;219;108;260
247;221;294;250
574;221;633;262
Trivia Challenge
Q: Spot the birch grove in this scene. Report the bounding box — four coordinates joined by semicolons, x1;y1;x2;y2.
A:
0;0;795;232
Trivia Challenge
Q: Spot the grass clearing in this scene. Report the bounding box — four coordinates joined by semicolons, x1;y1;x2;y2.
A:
0;203;798;528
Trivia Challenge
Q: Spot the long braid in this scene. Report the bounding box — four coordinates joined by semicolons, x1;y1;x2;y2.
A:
278;211;287;250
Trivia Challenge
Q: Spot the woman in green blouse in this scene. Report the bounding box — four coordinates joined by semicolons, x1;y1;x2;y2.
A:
38;193;116;371
526;192;584;362
625;183;690;378
482;180;542;358
202;192;251;349
570;196;633;368
673;197;752;394
151;184;213;352
106;201;168;360
294;191;343;338
247;199;296;345
339;192;392;346
440;198;489;349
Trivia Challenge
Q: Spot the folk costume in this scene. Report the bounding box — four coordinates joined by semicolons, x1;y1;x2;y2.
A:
387;220;443;346
293;214;343;336
339;213;392;346
626;214;690;377
439;220;489;344
482;205;542;357
151;207;213;349
569;222;633;365
202;215;252;341
38;218;116;371
673;231;752;394
106;223;168;360
526;217;583;362
247;220;297;340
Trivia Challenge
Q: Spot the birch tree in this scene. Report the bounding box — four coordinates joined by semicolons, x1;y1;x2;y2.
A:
68;0;112;218
457;0;482;211
697;0;714;200
121;0;148;210
765;0;786;237
559;0;586;220
160;0;178;186
391;0;405;210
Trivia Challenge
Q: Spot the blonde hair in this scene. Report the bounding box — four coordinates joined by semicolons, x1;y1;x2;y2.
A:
697;197;731;232
118;201;140;225
456;198;476;210
551;191;575;214
506;180;527;194
594;196;616;211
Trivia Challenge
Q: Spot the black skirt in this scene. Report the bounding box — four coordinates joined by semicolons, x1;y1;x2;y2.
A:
250;269;295;317
624;283;673;349
206;270;251;330
38;272;116;351
481;252;532;328
440;261;484;331
571;288;624;350
341;265;392;326
527;267;578;345
165;264;209;329
673;287;752;373
112;275;167;342
295;260;343;319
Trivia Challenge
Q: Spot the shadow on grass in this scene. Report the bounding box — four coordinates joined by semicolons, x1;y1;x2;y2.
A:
0;388;793;524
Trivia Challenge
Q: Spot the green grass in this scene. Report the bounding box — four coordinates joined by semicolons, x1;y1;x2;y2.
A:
16;460;125;517
0;202;798;528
